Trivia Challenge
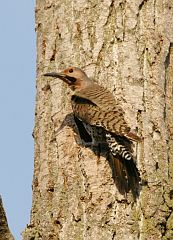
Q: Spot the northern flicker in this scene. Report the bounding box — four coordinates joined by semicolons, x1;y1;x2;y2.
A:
44;67;142;197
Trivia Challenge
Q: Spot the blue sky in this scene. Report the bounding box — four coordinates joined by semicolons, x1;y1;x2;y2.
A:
0;1;35;239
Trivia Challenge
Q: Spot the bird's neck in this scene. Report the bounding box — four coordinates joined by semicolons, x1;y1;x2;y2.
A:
74;77;92;92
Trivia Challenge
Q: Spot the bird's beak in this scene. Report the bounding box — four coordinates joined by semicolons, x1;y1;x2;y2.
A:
44;72;77;85
44;72;66;81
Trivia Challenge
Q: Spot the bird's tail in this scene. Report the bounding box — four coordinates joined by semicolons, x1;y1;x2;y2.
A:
106;133;141;198
109;154;140;199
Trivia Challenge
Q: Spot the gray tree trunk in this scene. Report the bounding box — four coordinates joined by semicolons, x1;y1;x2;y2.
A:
23;0;173;239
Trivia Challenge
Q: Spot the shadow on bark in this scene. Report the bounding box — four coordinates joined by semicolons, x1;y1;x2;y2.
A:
55;113;141;200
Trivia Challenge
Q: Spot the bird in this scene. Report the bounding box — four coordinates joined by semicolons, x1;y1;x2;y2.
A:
44;67;142;198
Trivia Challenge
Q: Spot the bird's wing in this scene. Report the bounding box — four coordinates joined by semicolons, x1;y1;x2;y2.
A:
76;84;118;110
71;95;131;138
72;84;142;142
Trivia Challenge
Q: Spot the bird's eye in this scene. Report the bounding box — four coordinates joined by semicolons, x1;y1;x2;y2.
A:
69;69;73;73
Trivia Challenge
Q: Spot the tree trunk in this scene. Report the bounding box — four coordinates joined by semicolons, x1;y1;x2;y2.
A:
0;196;14;240
23;0;173;239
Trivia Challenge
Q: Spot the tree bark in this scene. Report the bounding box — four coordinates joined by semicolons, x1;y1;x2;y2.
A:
23;0;173;239
0;196;14;240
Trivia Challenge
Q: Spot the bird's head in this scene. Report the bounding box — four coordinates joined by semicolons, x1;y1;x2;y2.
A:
44;67;92;91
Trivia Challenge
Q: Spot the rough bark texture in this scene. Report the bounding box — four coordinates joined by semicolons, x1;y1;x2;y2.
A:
0;196;14;240
23;0;173;239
